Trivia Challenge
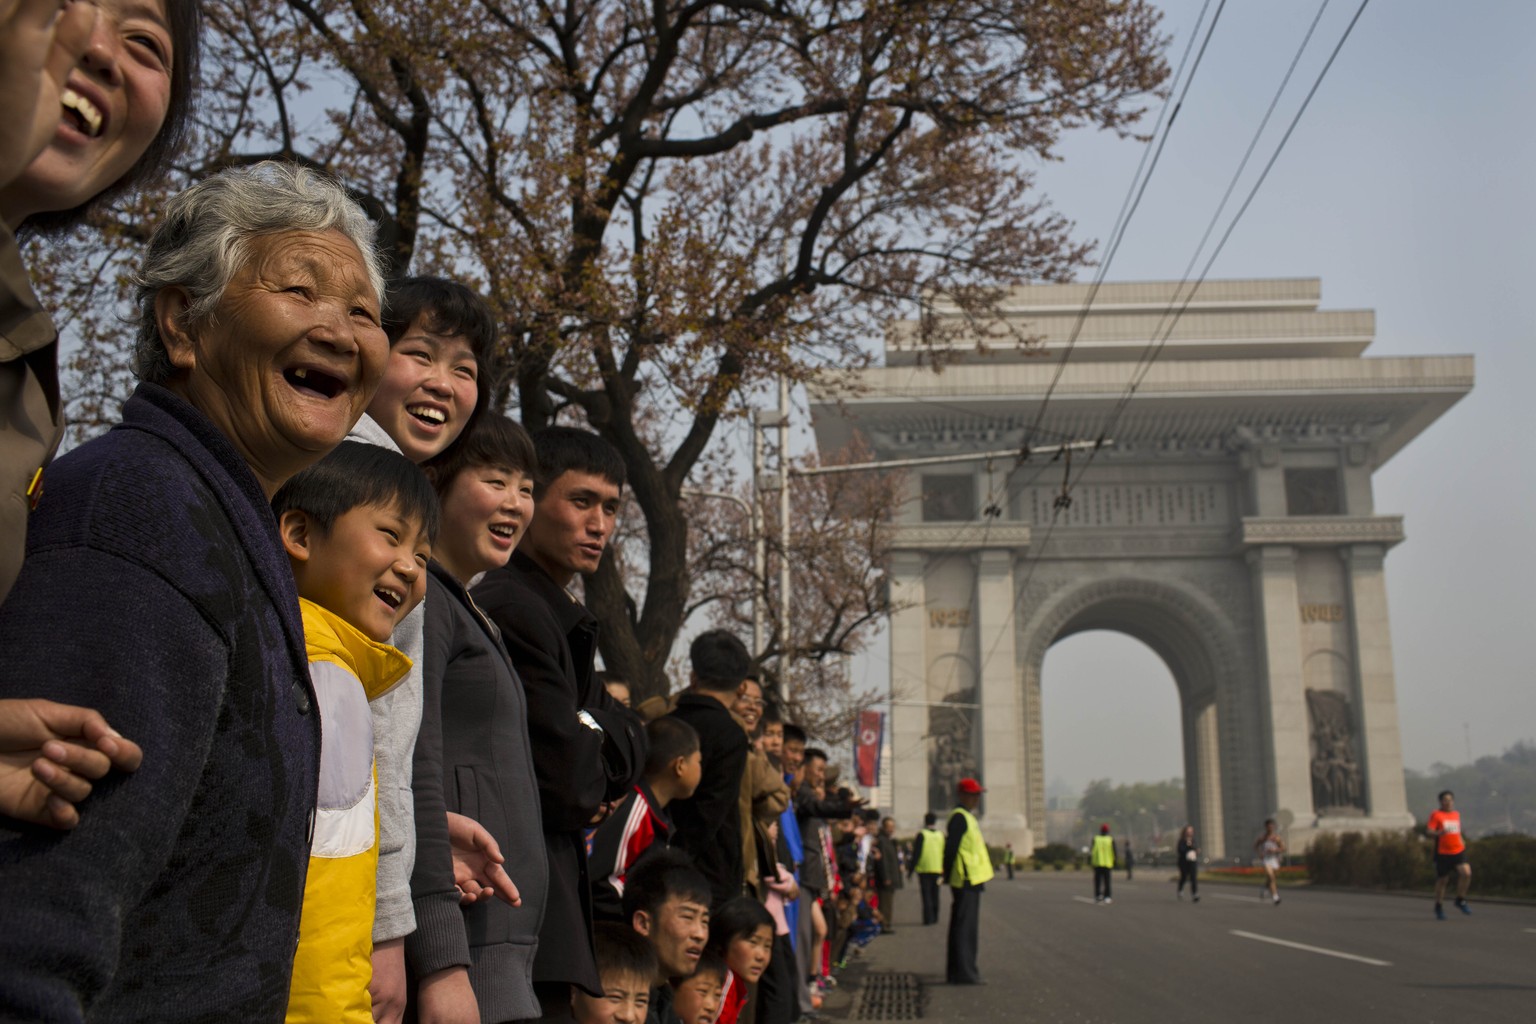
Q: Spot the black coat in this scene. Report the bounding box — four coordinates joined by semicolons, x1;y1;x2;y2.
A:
0;384;319;1022
665;693;750;906
473;551;645;995
410;564;548;1021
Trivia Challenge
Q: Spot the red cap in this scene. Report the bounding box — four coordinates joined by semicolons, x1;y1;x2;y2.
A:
957;778;986;794
1100;823;1111;833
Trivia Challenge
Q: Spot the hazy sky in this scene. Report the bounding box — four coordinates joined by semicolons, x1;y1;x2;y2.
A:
843;0;1536;796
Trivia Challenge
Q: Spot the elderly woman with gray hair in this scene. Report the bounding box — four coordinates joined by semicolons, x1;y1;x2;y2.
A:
0;162;389;1023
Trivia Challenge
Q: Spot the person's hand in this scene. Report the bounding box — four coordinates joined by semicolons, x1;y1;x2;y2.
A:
587;799;616;827
0;698;144;829
416;966;479;1024
447;811;520;907
369;937;408;1024
0;0;99;189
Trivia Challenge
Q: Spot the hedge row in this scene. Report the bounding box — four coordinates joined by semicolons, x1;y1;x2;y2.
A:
1305;829;1536;898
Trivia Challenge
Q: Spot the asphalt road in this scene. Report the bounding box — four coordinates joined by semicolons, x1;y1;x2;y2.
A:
844;870;1536;1023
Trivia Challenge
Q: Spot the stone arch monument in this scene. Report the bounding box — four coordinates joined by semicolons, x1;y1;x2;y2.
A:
810;279;1472;857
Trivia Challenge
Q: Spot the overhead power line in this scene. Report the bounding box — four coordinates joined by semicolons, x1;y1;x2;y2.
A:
1022;0;1227;451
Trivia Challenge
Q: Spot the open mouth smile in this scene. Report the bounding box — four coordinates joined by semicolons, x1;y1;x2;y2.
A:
284;365;348;399
61;87;105;138
407;403;448;426
374;586;404;611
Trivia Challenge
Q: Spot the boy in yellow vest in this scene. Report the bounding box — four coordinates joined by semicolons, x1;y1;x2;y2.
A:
272;442;438;1023
942;778;992;985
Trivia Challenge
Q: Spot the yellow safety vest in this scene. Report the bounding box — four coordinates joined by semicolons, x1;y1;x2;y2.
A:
1091;834;1116;868
915;828;945;874
947;807;995;888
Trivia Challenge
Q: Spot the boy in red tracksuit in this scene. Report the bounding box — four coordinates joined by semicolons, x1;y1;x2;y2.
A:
591;716;702;921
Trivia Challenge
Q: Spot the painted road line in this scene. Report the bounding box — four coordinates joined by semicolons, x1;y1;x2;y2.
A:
1230;930;1391;967
1211;893;1266;902
1073;896;1099;906
1525;928;1536;934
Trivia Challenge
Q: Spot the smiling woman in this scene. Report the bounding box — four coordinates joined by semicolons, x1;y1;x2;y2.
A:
0;162;390;1024
0;0;202;604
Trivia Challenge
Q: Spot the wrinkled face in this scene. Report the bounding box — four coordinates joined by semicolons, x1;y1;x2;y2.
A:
367;320;479;463
572;971;651;1024
636;895;709;979
726;925;774;984
282;503;429;642
733;679;763;730
435;464;533;582
159;229;387;493
672;973;723;1024
1;0;174;225
524;470;622;583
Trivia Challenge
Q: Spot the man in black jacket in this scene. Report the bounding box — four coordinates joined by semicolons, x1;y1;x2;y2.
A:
665;630;752;907
473;427;646;1019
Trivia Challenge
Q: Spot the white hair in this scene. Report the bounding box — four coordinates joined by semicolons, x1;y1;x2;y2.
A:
132;161;386;383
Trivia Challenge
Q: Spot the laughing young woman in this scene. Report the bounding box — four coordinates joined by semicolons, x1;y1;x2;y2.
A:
410;414;549;1024
1;0;201;602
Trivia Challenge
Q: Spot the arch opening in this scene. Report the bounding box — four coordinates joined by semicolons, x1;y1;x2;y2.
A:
1041;630;1187;852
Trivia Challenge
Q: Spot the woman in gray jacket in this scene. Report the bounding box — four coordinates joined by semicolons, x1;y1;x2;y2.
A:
410;414;547;1022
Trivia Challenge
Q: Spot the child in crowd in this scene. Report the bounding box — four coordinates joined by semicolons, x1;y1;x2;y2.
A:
833;873;881;970
705;898;775;1024
573;923;658;1024
271;442;438;1023
623;851;714;1024
591;716;703;920
409;414;547;1023
671;953;728;1024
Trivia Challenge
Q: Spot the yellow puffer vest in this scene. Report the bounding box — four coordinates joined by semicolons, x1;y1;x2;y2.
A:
286;599;410;1024
947;807;995;888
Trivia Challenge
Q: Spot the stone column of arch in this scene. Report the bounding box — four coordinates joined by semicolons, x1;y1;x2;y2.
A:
887;551;930;829
973;549;1030;849
1246;544;1316;827
1341;544;1413;825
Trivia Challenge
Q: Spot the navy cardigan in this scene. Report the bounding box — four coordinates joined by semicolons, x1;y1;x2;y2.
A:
0;383;320;1023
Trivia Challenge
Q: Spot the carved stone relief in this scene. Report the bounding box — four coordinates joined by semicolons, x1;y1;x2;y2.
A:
1306;688;1364;813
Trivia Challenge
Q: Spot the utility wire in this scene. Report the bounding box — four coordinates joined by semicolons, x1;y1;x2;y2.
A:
1022;0;1227;452
966;0;1372;702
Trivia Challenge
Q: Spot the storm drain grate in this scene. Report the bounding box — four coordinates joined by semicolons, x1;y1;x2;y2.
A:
854;971;924;1020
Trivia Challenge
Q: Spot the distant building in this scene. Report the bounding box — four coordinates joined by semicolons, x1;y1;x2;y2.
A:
811;279;1471;857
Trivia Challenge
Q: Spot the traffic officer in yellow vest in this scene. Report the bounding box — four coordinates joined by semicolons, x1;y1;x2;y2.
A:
1091;823;1117;904
908;812;946;925
942;777;993;984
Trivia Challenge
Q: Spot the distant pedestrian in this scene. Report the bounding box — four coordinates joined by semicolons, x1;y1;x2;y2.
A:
943;778;992;984
1427;790;1472;920
873;817;903;933
1175;825;1200;902
1124;840;1134;881
1091;824;1116;904
1003;843;1016;880
910;813;945;925
1254;819;1285;905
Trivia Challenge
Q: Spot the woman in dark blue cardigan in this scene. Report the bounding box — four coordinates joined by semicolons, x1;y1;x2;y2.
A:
0;162;390;1023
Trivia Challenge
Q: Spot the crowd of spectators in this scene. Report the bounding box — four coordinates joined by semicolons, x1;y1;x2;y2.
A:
0;18;903;1017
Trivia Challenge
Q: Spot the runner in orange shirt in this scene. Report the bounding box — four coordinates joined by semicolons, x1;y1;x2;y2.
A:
1426;790;1472;920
